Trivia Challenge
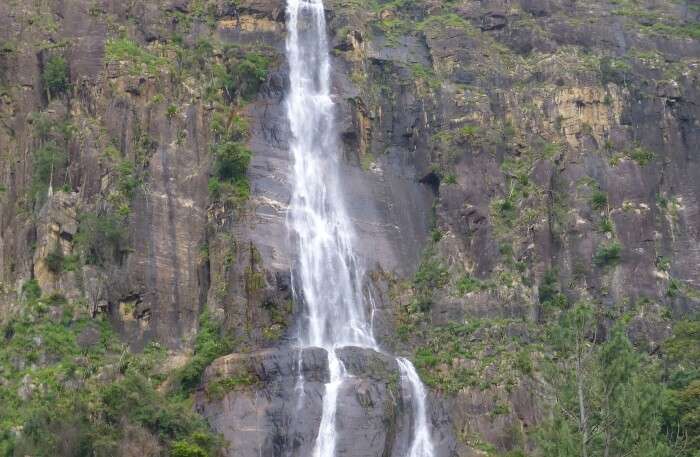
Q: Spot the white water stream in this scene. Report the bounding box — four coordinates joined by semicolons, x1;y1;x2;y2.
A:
284;0;435;455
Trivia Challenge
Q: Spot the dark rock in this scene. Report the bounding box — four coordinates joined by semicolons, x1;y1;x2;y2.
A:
480;12;507;31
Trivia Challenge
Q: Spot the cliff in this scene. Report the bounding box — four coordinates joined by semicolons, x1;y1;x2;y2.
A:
0;0;698;456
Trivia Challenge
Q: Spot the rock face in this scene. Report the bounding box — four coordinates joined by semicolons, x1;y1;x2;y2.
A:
1;0;699;455
197;346;457;457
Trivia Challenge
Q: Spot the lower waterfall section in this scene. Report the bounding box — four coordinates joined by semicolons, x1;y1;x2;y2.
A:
398;358;435;457
313;350;344;457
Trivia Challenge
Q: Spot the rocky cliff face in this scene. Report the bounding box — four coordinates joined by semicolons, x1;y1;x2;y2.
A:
0;0;699;455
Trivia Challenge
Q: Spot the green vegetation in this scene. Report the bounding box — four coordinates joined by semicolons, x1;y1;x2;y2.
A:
0;291;223;456
538;307;700;457
105;38;166;76
626;145;654;166
31;141;67;203
456;274;488;295
413;319;539;393
171;312;235;396
215;48;271;102
42;55;69;98
413;251;448;311
74;212;128;266
593;242;622;267
209;141;252;205
589;190;608;211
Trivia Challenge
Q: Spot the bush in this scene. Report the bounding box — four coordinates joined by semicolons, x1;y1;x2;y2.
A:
171;441;208;457
457;275;484;295
21;279;42;302
172;312;234;395
42;56;69;97
594;242;622;267
214;141;251;182
590;190;608;210
45;244;65;273
628;146;654;166
32;141;68;200
74;212;128;265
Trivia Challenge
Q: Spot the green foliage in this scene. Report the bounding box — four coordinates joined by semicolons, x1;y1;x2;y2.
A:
413;252;448;311
539;269;567;313
600;56;632;85
627;146;654;166
172;312;234;396
589;190;608;211
214;141;251;182
206;372;259;400
0;296;223;456
74;212;128;265
593;242;622;267
171;440;208;457
216;48;271;102
105;38;166;75
661;318;700;456
31;141;68;202
209;141;252;205
42;55;69;97
167;104;178;119
21;279;42;302
457;275;486;295
598;216;614;234
44;244;65;273
540;310;674;457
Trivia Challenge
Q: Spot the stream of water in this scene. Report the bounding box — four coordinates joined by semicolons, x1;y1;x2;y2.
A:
284;0;435;455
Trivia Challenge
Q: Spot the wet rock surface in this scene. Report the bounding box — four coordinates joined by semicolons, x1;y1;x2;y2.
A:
198;345;457;457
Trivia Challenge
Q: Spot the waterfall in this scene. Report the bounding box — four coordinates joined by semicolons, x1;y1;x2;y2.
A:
284;0;435;455
397;358;435;457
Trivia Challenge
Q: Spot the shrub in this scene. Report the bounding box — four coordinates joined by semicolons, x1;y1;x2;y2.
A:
599;216;614;233
21;279;42;302
627;146;654;165
74;212;128;265
45;244;65;273
32;141;68;200
414;257;448;291
172;312;234;395
171;441;207;457
214;141;251;182
594;242;622;267
590;190;608;210
218;50;271;101
42;55;69;97
166;105;178;119
457;275;484;295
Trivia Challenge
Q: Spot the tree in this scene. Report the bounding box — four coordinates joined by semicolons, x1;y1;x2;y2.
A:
540;310;673;457
42;55;69;99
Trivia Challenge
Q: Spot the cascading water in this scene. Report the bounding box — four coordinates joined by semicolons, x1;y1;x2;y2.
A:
284;0;435;455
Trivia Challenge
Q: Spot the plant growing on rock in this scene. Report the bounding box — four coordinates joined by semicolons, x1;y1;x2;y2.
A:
593;242;622;267
42;55;69;99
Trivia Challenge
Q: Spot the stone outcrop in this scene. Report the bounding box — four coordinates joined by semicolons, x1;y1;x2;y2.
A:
197;346;457;457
